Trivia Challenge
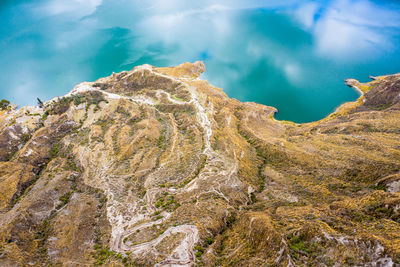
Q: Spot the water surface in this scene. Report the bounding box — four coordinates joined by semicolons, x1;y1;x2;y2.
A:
1;0;400;122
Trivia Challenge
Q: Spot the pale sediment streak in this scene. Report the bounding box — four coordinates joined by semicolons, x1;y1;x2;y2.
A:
85;69;202;265
72;67;241;266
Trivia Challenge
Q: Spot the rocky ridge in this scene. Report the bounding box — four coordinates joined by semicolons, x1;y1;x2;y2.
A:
0;62;399;266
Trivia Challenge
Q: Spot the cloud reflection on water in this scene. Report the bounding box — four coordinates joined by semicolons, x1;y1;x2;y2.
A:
310;0;400;59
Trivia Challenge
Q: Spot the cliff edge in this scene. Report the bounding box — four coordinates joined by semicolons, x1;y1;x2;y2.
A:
0;62;399;266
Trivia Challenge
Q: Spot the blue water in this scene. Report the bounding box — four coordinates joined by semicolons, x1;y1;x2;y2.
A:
1;0;400;122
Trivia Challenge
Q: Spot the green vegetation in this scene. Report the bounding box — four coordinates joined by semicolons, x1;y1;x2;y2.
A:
287;233;322;262
116;106;130;117
37;97;44;108
92;244;131;266
206;237;214;245
50;143;60;158
152;211;161;216
94;118;115;138
194;236;215;263
1;61;400;266
112;131;120;155
43;91;106;120
0;99;10;110
34;215;55;260
194;245;204;258
93;83;110;90
57;191;72;209
50;97;70;115
345;256;356;265
288;236;308;252
65;158;82;173
154;194;179;211
178;155;207;188
21;133;32;143
235;118;267;192
374;103;393;111
364;203;399;222
157;128;167;149
250;192;257;203
42;110;49;121
226;214;236;227
93;244;114;265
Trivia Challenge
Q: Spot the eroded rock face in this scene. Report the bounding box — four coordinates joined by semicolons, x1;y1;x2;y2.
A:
361;74;400;111
0;62;400;266
0;162;35;211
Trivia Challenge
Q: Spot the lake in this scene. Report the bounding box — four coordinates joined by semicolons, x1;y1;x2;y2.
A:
1;0;400;122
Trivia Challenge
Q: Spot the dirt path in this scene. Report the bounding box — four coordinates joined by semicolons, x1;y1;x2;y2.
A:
70;67;239;266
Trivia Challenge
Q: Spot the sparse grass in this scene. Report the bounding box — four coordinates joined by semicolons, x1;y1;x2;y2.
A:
50;143;60;158
116;106;131;117
92;243;131;266
178;154;207;188
154;194;180;211
93;83;110;90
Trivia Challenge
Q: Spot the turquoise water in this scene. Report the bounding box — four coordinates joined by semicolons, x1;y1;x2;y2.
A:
1;0;400;122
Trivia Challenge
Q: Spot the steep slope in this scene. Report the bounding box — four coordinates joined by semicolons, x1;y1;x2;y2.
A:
0;62;399;266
